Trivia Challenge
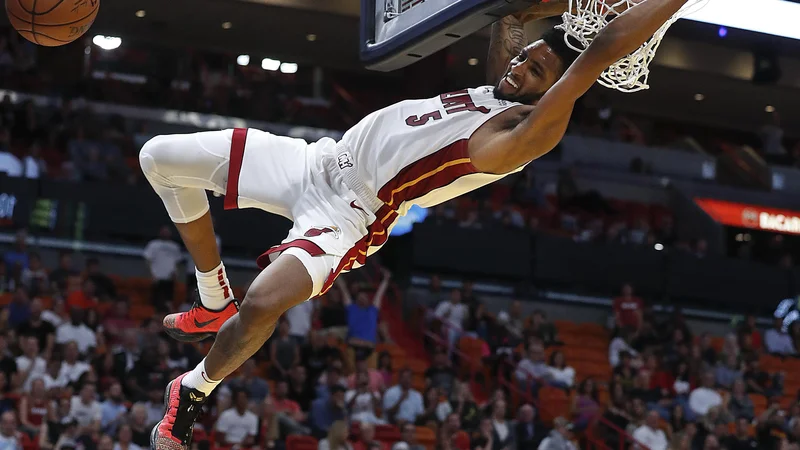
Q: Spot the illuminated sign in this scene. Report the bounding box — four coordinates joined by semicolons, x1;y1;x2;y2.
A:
695;198;800;235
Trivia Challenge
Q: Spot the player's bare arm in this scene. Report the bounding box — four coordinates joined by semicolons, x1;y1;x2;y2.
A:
486;1;569;86
474;0;692;174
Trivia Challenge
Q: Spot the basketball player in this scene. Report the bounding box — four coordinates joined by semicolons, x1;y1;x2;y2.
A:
146;0;692;448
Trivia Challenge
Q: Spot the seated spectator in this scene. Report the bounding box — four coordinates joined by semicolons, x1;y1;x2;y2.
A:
55;309;97;355
737;315;762;352
547;350;575;389
100;382;127;435
287;365;314;412
571;379;600;430
345;270;390;369
269;381;309;435
515;340;552;392
672;361;694;399
0;411;22;450
538;417;576;450
348;358;385;393
319;286;348;341
424;348;456;395
438;413;469;450
613;283;644;332
128;404;152;448
215;388;258;448
383;369;424;425
0;373;14;416
58;341;90;386
111;425;140;450
346;371;384;424
84;258;116;300
668;404;688;437
764;317;796;356
416;386;451;427
353;422;388;450
392;422;425;450
612;351;637;391
16;335;46;392
377;352;393;388
714;352;742;391
38;398;72;450
310;385;347;438
142;226;181;311
689;371;723;418
502;300;525;340
489;399;515;450
270;319;300;380
303;331;341;383
317;364;348;399
18;377;48;435
471;417;494;450
284;296;314;346
743;357;783;398
49;252;77;293
8;287;31;329
102;301;137;348
600;383;631;448
433;288;468;353
722;416;757;450
515;404;546;449
525;310;559;346
609;330;638;368
227;358;270;403
20;252;47;297
318;420;353;450
16;297;55;357
4;230;29;271
699;333;718;366
70;384;101;436
65;278;99;311
450;380;479;432
727;379;754;421
633;411;668;450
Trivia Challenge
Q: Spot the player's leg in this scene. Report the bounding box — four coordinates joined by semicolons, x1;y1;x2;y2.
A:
150;253;316;450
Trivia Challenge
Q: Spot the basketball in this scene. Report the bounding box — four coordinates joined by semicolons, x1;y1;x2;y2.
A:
6;0;99;47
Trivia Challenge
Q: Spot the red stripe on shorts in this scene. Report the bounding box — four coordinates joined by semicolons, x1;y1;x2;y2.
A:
224;128;248;210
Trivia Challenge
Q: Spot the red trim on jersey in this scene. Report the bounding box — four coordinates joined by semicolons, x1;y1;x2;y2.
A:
377;139;478;210
224;128;248;210
256;239;326;269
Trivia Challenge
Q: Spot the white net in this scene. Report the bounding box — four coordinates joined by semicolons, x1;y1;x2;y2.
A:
384;0;427;20
556;0;708;93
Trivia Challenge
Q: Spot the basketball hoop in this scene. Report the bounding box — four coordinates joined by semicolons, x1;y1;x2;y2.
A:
557;0;709;92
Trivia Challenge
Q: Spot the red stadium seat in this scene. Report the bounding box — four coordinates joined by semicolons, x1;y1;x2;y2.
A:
286;435;319;450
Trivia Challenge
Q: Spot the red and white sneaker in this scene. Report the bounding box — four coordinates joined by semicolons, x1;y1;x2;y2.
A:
163;298;240;342
150;373;207;450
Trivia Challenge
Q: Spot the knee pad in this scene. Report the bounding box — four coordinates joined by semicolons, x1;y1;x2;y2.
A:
139;135;172;184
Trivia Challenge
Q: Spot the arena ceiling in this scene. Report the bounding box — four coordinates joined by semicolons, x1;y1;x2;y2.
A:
3;0;800;136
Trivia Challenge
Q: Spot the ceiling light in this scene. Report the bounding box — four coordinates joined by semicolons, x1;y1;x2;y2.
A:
468;58;479;66
694;93;704;101
306;34;317;42
261;58;281;71
221;22;232;30
280;62;298;74
765;105;776;113
236;55;250;66
92;35;122;51
135;10;146;18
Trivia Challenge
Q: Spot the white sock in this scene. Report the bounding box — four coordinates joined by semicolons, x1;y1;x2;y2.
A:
196;262;233;310
181;359;222;395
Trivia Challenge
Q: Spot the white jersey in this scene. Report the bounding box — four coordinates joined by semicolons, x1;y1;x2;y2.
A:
340;86;525;218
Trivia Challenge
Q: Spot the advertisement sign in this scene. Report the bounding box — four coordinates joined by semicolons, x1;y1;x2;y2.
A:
695;198;800;235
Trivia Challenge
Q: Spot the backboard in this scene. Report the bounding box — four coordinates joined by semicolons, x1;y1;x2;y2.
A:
361;0;542;72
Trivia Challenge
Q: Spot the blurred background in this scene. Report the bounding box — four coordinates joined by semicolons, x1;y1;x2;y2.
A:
0;0;796;449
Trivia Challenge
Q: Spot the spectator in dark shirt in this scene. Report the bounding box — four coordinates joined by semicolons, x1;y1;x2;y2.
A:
515;404;547;450
319;288;348;341
743;357;782;398
612;351;637;391
4;229;29;271
723;417;758;450
49;251;77;292
16;297;55;357
309;384;347;438
699;333;718;366
85;258;116;300
424;348;456;396
525;310;559;347
8;287;30;329
269;319;300;381
20;252;48;297
452;380;480;432
287;364;314;412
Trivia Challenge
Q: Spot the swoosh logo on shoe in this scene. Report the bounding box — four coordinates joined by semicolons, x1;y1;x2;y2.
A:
194;317;218;328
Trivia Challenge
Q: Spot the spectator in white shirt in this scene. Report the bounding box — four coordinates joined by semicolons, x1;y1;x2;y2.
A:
383;369;425;424
0;411;21;450
515;341;552;388
609;331;638;368
57;341;90;385
688;371;723;417
547;350;576;389
216;389;259;447
16;336;46;392
434;289;469;353
55;309;97;355
143;226;182;311
70;384;102;436
765;318;796;356
346;371;384;424
632;411;668;450
285;301;315;345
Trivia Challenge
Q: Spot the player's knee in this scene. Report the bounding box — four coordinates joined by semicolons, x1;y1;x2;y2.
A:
238;290;282;329
139;135;176;179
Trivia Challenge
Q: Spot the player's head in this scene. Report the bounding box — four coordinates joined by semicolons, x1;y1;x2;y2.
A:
494;26;579;105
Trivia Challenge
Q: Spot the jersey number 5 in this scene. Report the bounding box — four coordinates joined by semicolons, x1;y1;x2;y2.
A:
406;111;442;127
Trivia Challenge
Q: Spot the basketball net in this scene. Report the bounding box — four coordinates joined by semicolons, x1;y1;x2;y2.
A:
557;0;708;93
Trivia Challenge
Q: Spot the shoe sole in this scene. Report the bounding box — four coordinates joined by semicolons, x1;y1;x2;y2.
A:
164;327;217;343
150;379;175;450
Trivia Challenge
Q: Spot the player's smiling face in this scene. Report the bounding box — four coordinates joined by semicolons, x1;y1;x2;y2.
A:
494;40;564;105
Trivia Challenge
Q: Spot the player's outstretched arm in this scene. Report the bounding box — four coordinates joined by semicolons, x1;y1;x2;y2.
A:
482;0;690;173
486;1;568;86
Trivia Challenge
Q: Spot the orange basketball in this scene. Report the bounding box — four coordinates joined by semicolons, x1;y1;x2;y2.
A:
6;0;99;47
